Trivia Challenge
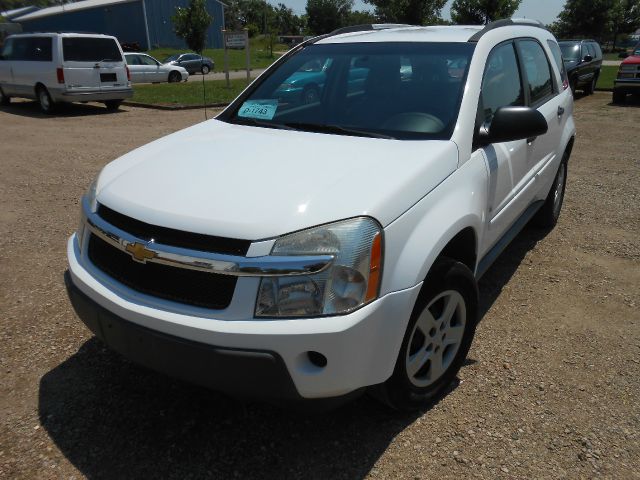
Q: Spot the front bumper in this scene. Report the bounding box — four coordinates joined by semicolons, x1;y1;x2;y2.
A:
67;234;422;400
51;88;133;103
613;79;640;94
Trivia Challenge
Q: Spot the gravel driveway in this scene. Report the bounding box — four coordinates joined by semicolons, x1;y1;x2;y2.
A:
0;93;638;479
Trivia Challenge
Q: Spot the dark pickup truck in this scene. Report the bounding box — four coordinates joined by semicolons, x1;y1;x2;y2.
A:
559;40;603;95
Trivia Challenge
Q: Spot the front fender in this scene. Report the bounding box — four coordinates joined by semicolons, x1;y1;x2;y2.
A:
381;152;489;296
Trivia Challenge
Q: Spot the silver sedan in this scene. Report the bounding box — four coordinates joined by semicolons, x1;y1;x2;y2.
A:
124;53;189;84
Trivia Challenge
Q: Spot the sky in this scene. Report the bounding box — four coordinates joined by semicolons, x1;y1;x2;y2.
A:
280;0;565;26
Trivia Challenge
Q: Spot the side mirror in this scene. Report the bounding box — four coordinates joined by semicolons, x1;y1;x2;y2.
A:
583;54;593;62
477;106;548;145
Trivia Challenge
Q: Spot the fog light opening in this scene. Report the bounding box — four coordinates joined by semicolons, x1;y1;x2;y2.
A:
307;351;328;368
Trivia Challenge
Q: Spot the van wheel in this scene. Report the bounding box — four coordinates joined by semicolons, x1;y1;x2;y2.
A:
104;100;122;111
372;258;478;411
0;87;10;106
201;65;210;75
585;75;597;95
168;71;181;83
533;154;568;228
37;86;55;114
612;91;626;104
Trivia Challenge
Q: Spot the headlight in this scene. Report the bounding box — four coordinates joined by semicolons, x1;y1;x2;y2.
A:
256;217;383;318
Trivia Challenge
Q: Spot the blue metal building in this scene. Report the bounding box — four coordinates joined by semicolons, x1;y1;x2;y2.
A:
11;0;225;50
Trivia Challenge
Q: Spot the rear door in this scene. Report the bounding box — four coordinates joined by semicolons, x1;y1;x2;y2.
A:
125;54;145;83
516;39;565;198
8;36;54;97
62;36;126;93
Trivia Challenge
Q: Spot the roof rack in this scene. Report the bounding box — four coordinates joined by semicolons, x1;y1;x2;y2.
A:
329;24;413;36
468;18;546;42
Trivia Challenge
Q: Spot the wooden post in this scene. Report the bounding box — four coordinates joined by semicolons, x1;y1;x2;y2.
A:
223;29;230;89
245;29;250;81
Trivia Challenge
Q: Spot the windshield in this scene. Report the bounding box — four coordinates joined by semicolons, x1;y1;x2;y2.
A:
164;54;180;62
62;37;122;62
559;43;580;61
223;42;475;140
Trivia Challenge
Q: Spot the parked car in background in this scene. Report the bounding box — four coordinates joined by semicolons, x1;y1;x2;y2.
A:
559;39;602;95
163;53;214;75
613;47;640;104
67;20;575;410
0;32;132;113
124;53;188;83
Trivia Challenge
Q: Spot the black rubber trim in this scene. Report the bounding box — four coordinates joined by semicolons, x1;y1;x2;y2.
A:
468;19;547;42
97;203;251;255
64;272;302;401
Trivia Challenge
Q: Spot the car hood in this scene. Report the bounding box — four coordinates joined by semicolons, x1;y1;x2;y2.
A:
96;120;458;241
622;55;640;65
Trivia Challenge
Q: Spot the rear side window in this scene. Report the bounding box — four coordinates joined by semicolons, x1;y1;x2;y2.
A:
8;37;52;61
1;38;13;59
481;42;524;122
547;40;568;87
63;37;122;62
518;40;554;106
586;43;597;59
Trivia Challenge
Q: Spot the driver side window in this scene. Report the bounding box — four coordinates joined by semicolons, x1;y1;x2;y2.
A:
480;42;524;123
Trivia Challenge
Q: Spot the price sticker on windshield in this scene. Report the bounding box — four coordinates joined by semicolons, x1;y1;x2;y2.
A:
238;100;278;120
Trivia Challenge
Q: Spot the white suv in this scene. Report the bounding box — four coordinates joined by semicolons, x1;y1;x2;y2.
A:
66;20;575;410
0;33;132;113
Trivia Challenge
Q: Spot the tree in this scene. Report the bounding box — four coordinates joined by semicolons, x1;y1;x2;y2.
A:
348;9;378;25
306;0;353;34
609;0;640;49
172;0;213;53
450;0;522;25
550;0;615;42
364;0;446;24
273;3;303;35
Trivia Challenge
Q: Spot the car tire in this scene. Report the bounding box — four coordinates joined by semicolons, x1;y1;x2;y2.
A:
302;85;320;104
612;90;626;104
104;100;122;111
36;86;55;114
372;257;479;411
533;154;568;229
585;75;597;95
0;87;10;106
168;71;182;83
201;65;210;75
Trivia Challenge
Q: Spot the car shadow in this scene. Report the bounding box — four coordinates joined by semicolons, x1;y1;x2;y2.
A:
39;225;548;479
609;94;640;107
0;100;124;118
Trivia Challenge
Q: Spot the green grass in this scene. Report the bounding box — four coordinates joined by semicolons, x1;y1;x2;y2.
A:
147;37;287;72
596;65;618;90
132;78;250;106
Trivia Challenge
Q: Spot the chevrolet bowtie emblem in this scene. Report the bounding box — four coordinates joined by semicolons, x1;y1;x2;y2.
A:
125;242;156;263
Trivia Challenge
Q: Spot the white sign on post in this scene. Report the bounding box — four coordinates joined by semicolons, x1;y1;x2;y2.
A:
225;32;247;49
222;30;251;87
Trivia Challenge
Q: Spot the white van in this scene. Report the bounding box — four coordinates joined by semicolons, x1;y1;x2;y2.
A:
0;32;132;113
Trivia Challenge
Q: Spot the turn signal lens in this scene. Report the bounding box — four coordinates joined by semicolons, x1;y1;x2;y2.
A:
56;67;65;84
366;232;382;302
125;65;131;81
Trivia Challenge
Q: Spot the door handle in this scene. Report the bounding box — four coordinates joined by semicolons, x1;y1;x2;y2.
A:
557;106;565;117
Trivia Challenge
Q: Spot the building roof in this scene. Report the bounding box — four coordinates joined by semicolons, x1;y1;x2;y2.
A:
12;0;139;22
1;6;39;20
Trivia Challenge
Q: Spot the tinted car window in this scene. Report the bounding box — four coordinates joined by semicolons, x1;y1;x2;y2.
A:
547;40;568;86
1;38;13;60
125;54;140;65
481;42;523;122
140;55;158;66
560;43;580;61
9;37;51;61
63;37;122;62
586;43;596;58
226;42;475;140
519;40;554;105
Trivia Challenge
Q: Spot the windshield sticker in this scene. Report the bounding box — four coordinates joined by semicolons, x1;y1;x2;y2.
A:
238;100;278;120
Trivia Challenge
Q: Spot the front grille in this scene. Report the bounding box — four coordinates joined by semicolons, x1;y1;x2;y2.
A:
97;204;251;256
88;234;237;310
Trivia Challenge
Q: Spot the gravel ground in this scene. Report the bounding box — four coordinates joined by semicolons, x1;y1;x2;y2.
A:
0;93;638;479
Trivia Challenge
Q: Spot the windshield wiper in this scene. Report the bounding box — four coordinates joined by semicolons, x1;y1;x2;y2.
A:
284;122;395;139
232;118;295;130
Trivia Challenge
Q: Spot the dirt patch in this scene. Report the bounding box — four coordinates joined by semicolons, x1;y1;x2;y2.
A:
0;94;638;479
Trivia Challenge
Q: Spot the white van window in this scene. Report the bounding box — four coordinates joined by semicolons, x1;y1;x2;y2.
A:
63;37;122;62
1;38;13;59
9;37;52;61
